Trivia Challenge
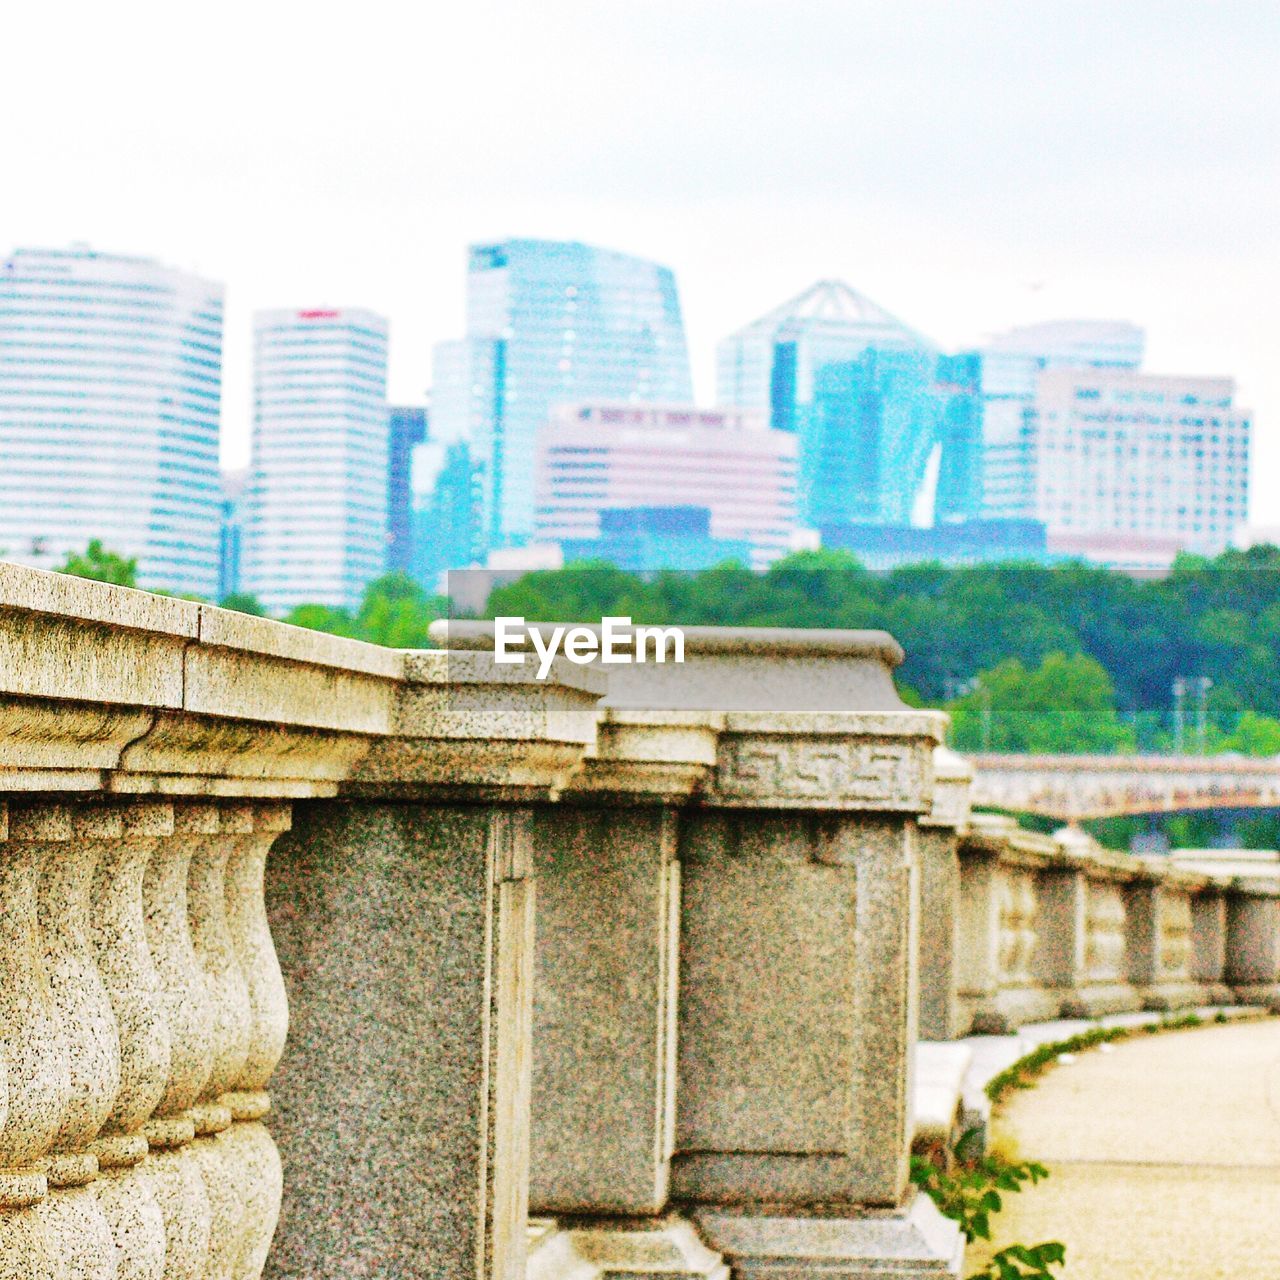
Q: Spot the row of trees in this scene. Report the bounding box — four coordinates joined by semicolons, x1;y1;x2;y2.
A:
54;539;1280;760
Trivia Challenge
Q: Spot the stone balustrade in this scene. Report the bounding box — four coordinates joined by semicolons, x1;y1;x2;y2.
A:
915;798;1280;1035
4;561;1280;1280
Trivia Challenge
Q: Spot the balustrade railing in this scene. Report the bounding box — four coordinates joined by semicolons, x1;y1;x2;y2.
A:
2;563;1278;1280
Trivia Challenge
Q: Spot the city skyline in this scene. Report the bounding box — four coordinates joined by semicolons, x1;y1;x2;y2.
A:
2;3;1273;515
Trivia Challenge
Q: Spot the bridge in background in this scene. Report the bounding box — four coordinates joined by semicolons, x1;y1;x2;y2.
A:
966;752;1280;821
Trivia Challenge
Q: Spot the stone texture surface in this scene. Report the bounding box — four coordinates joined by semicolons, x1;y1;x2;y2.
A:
0;565;195;712
527;1217;730;1279
530;805;679;1214
27;807;123;1152
916;827;961;1042
91;806;173;1137
265;800;534;1280
672;812;915;1208
143;806;216;1120
0;818;73;1170
693;1195;964;1279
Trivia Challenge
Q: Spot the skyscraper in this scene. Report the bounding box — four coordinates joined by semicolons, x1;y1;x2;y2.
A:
804;348;984;529
410;439;483;593
242;308;390;614
716;280;932;432
0;244;224;594
1029;369;1249;564
718;281;984;530
386;405;427;574
979;320;1145;519
430;240;694;551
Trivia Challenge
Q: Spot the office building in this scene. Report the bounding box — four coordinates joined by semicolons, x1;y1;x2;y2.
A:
431;240;693;551
410;439;483;593
242;308;390;614
534;404;797;568
1031;368;1249;563
980;320;1145;519
716;279;932;432
0;244;223;595
804;348;985;529
218;469;246;599
562;506;754;572
387;405;427;574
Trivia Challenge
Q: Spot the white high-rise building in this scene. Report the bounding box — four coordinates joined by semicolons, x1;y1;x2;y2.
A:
979;320;1145;519
242;308;390;614
1031;368;1250;565
0;244;224;594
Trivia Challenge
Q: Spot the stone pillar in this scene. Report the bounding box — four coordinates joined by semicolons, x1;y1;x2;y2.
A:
264;650;603;1280
1126;872;1207;1012
607;630;958;1279
916;748;971;1042
1059;865;1143;1019
955;817;1060;1033
1225;883;1280;1009
1190;887;1233;1004
527;708;728;1279
432;622;963;1279
0;801;75;1278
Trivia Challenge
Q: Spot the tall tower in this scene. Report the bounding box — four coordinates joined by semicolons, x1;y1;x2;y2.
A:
430;240;694;552
0;244;224;595
242;308;390;614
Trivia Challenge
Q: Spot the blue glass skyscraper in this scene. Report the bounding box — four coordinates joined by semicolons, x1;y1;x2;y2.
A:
430;240;693;551
719;280;984;529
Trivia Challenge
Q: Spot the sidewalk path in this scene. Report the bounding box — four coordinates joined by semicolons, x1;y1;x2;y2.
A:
971;1019;1280;1279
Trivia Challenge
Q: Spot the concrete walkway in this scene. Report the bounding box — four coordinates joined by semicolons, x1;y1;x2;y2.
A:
969;1019;1280;1278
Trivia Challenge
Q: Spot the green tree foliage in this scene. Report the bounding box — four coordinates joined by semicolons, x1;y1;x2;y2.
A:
947;653;1134;754
281;574;445;648
58;539;138;587
356;573;442;649
217;592;266;616
480;545;1280;760
51;541;1280;773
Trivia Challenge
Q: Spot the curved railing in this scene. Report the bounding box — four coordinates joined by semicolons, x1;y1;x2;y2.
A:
1;564;1276;1280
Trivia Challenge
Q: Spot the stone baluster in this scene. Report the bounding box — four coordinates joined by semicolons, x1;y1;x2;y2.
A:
142;802;224;1280
88;803;176;1280
27;805;124;1280
0;801;74;1278
221;803;291;1280
186;805;257;1280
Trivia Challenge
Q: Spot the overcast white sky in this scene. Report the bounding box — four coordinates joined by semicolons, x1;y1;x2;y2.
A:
4;1;1278;517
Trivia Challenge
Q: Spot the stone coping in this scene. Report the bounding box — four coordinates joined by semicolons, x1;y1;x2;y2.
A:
0;561;200;636
430;618;906;666
431;620;919;717
959;813;1240;893
199;600;403;677
0;565;608;796
402;647;607;695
